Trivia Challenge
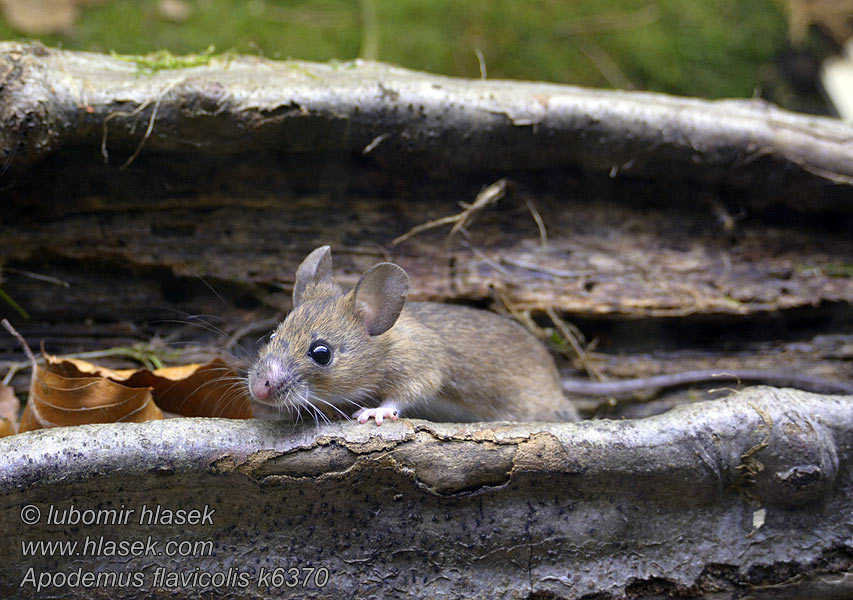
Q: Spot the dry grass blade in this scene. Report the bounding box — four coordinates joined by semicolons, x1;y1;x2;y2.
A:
449;178;508;236
493;291;601;381
523;195;548;248
544;307;604;381
392;178;509;245
393;178;549;250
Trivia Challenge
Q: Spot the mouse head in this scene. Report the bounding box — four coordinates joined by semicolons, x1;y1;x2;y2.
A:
248;246;410;417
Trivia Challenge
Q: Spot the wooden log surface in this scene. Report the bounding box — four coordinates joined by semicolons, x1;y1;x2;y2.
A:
1;41;852;184
1;388;851;599
1;42;850;319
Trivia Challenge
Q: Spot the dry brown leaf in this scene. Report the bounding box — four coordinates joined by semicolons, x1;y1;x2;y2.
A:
19;365;163;433
122;361;252;419
0;384;20;436
0;417;14;438
46;356;252;419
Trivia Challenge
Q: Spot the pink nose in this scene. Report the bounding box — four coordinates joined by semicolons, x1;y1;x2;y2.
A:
251;378;271;401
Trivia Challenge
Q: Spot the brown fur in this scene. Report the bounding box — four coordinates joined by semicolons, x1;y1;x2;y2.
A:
248;247;577;423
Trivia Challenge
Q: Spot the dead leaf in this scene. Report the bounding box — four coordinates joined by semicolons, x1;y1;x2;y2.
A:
0;384;20;436
19;365;162;433
0;0;79;35
0;383;20;422
123;360;253;419
0;0;112;35
45;356;252;419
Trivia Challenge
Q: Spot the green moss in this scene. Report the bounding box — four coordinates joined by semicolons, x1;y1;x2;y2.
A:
0;0;789;99
824;263;853;278
110;45;218;73
799;262;853;278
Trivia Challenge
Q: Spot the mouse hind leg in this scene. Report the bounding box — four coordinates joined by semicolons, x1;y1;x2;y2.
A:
518;386;579;422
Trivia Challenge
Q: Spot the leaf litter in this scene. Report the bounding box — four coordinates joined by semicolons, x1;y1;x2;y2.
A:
2;319;252;435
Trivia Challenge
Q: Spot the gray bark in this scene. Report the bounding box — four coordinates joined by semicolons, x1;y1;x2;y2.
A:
1;41;852;186
1;387;851;599
1;42;850;326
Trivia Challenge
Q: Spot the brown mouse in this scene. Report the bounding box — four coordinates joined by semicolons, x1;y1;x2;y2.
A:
248;246;578;425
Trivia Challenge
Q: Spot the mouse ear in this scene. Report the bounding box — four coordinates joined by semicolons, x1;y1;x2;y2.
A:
352;263;409;336
293;246;333;306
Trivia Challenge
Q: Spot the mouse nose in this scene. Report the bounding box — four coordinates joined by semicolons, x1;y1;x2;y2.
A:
251;377;272;401
249;355;291;402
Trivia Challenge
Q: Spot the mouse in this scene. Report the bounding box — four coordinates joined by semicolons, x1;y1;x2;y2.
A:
247;246;579;425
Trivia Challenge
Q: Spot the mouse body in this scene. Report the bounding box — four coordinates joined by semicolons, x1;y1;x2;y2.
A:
248;246;578;425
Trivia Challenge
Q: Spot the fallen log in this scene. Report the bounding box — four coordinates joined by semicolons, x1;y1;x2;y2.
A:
0;387;851;599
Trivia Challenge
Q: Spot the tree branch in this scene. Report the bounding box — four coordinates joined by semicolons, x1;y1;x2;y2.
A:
1;387;851;598
1;41;851;187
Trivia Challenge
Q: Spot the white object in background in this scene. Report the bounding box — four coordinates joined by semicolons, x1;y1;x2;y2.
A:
822;39;853;122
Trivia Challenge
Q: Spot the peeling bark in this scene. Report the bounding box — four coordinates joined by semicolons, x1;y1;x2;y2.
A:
1;387;851;599
1;42;850;324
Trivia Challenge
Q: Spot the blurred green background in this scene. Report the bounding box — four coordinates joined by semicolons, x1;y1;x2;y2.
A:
0;0;834;114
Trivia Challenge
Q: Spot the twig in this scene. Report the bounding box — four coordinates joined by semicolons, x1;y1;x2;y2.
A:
573;35;635;90
494;288;542;335
392;179;552;252
0;343;179;386
391;214;464;246
544;307;603;381
359;0;379;60
522;195;548;248
121;82;178;169
500;257;591;279
3;267;70;287
1;319;37;389
474;48;487;79
451;178;508;236
557;5;658;36
362;133;389;154
392;178;509;245
101;80;178;168
102;100;150;162
493;290;602;383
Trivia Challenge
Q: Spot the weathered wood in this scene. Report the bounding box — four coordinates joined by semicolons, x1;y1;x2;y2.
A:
4;157;851;320
1;41;852;185
1;388;851;599
1;42;850;323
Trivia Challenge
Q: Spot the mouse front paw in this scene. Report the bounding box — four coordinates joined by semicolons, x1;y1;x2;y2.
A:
353;406;399;426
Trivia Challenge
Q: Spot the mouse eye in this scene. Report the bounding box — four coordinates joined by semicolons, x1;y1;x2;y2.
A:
308;340;332;365
269;331;277;341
